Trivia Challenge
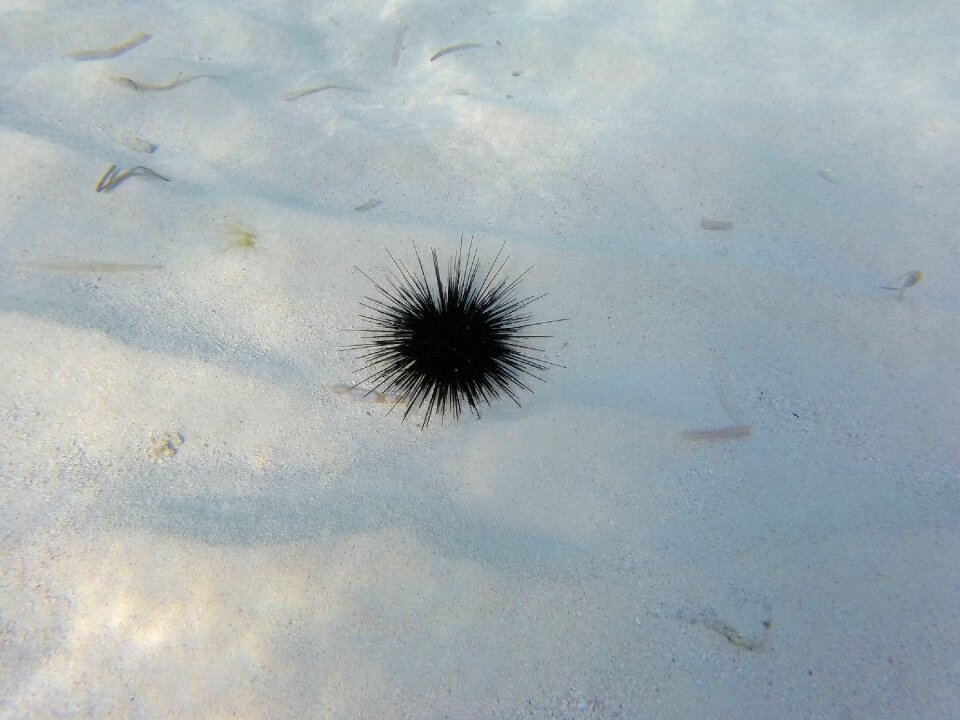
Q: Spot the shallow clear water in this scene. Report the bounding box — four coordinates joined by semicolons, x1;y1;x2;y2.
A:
1;2;958;718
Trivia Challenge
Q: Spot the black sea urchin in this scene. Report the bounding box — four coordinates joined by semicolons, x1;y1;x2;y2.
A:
348;240;562;428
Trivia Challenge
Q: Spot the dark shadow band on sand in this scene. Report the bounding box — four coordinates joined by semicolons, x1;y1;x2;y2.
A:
114;462;591;579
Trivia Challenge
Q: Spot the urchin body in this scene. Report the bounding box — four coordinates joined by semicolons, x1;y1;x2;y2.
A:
349;241;560;428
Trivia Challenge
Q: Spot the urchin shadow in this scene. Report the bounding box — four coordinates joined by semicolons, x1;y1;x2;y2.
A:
344;237;566;429
115;459;589;578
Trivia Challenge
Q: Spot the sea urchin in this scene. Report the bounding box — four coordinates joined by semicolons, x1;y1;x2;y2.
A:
347;240;562;428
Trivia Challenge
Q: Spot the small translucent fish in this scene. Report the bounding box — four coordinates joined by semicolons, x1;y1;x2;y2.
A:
680;425;751;442
429;42;482;62
391;22;408;67
701;218;734;231
68;32;151;61
330;384;410;406
95;164;121;191
96;164;170;192
15;261;161;273
817;168;840;184
123;137;158;154
282;84;368;101
354;199;382;212
113;72;224;92
882;270;922;301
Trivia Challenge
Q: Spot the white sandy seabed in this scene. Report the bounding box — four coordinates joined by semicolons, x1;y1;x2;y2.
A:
1;1;958;718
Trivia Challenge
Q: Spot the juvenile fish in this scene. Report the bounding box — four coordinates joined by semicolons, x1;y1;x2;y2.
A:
16;261;161;273
69;32;151;61
96;164;170;192
429;42;482;61
882;270;922;301
330;384;410;406
701;218;734;231
282;84;368;101
391;22;408;67
113;72;224;92
680;425;751;442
